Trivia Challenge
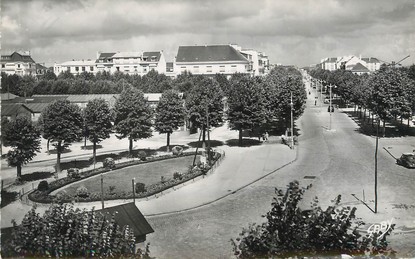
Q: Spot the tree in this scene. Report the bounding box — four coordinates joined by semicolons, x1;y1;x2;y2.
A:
113;87;153;155
186;77;224;144
20;75;37;97
3;116;41;181
154;90;185;151
232;181;396;258
368;68;413;136
2;203;150;258
84;99;113;164
227;76;267;146
41;100;83;173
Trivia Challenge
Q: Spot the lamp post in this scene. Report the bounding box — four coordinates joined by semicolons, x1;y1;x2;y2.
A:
374;116;379;213
328;84;336;130
132;177;136;204
290;92;294;149
100;173;104;209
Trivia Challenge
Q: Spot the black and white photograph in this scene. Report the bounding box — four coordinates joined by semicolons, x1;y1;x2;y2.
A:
1;0;415;258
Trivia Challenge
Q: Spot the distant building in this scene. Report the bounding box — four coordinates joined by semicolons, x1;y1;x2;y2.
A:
319;55;382;74
54;59;97;75
1;51;37;76
175;45;251;77
230;44;270;76
96;51;166;76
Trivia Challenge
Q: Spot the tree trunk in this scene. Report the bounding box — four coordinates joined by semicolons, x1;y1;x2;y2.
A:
239;129;243;146
166;132;171;152
47;139;50;153
17;164;22;181
383;120;386;137
56;141;62;173
129;138;133;155
363;108;366;123
93;141;97;165
202;126;206;148
84;136;87;149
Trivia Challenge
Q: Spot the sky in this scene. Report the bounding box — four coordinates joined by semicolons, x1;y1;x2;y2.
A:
2;0;415;67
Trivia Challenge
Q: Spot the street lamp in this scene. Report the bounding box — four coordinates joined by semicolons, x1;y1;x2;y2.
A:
132;177;136;204
328;84;336;130
290;92;294;149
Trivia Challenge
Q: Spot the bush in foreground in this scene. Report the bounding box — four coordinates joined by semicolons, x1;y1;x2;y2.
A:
1;203;150;258
232;181;395;258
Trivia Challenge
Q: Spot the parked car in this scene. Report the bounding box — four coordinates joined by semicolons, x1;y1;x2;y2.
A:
396;153;415;168
327;105;334;112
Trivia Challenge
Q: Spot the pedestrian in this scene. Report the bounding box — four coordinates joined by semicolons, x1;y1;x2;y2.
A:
265;132;269;142
314;100;317;106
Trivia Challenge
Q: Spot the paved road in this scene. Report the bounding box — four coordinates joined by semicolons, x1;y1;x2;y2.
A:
143;91;415;258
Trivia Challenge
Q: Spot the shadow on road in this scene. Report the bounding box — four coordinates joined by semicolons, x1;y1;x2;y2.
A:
187;140;225;148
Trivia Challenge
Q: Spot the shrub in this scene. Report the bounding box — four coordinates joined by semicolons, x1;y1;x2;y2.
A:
135;182;146;193
55;190;70;200
172;146;183;156
37;180;49;192
160;176;166;184
103;157;115;169
108;185;116;195
173;172;183;180
76;186;89;198
138;150;147;161
67;168;80;179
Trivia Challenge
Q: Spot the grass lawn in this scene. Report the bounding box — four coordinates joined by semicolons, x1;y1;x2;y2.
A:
60;156;195;195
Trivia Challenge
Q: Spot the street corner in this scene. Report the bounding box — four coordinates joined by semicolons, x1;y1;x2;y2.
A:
383;145;415;160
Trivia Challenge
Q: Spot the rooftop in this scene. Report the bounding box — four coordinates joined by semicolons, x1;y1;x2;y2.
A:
176;45;249;63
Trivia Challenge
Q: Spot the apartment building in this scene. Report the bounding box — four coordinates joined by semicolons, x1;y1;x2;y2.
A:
54;59;97;75
319;55;382;74
1;52;37;76
175;45;251;77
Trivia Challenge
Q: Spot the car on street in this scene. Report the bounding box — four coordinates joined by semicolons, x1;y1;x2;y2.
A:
327;105;334;112
396;153;415;168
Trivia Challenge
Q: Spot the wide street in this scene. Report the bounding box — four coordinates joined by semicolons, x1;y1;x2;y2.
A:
143;87;415;258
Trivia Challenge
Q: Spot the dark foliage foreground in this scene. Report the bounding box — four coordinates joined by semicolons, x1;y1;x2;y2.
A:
1;203;151;258
232;181;396;258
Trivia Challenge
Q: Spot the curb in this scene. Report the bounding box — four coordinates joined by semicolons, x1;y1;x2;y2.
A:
383;146;397;160
144;144;299;218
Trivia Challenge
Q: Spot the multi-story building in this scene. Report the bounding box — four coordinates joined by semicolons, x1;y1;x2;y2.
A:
319;55;382;74
175;45;251;77
95;51;166;76
54;59;96;75
230;44;270;76
1;51;37;76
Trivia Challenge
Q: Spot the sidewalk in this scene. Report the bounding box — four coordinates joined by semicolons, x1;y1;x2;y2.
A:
1;124;296;227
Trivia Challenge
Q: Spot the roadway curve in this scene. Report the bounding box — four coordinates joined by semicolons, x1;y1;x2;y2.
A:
144;86;415;258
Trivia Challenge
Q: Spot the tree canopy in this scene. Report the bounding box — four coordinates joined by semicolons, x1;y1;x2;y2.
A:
41;100;83;173
154;90;185;151
3;116;41;180
113;87;153;154
232;181;395;258
84;98;113;164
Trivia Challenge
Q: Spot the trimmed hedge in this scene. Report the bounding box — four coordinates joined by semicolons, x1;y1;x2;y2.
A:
28;151;223;203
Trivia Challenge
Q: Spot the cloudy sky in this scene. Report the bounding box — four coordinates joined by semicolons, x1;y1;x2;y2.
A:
2;0;415;67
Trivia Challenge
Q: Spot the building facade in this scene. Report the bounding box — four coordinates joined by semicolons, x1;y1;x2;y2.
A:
175;45;251;77
54;59;97;75
319;55;382;74
1;52;37;76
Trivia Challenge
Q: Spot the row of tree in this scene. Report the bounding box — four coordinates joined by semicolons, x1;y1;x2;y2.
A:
3;67;307;180
1;70;234;96
309;65;415;135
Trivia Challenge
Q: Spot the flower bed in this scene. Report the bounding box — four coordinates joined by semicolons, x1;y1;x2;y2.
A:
28;150;223;203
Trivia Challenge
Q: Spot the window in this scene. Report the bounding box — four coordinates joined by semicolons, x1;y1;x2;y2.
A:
90;66;94;71
1;64;5;68
193;66;199;73
75;67;79;72
220;65;225;72
18;64;21;68
207;66;212;73
116;67;120;71
82;66;86;72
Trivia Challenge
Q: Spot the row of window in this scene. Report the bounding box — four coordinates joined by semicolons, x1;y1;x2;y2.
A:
180;64;243;73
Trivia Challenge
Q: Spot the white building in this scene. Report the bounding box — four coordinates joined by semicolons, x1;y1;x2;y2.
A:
96;51;166;76
175;45;251;77
319;55;382;73
54;59;97;75
1;52;37;76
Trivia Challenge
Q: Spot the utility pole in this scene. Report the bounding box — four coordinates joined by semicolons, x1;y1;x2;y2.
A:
329;84;334;130
290;92;294;149
375;117;379;213
206;105;211;164
100;173;104;209
132;178;136;204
